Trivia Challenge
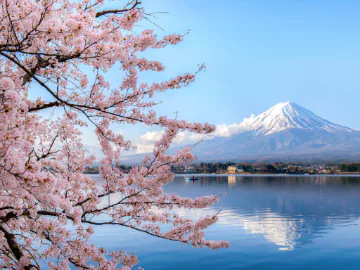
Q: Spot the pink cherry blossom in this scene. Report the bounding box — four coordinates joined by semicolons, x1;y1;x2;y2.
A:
0;0;228;269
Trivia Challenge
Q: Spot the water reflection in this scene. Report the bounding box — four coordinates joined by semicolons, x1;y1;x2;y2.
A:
90;175;360;269
228;175;236;187
167;175;360;251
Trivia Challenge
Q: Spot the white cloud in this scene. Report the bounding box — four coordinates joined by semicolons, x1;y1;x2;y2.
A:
140;130;165;142
79;115;257;156
173;132;204;144
135;143;156;154
134;130;164;154
134;114;256;154
135;130;205;154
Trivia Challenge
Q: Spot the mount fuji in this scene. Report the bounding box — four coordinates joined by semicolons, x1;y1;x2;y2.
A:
236;101;353;136
187;101;360;162
126;102;360;163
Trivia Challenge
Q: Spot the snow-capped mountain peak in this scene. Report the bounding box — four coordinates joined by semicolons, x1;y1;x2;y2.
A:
126;101;360;163
242;101;353;135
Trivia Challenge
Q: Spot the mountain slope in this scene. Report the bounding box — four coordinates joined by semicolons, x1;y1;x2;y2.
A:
187;102;360;162
238;101;353;135
189;129;360;162
126;102;360;163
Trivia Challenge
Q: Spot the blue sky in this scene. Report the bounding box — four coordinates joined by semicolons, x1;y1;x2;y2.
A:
37;1;360;155
131;0;360;130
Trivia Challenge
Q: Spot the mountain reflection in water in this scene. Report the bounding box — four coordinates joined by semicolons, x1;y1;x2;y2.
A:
91;175;360;270
182;175;360;251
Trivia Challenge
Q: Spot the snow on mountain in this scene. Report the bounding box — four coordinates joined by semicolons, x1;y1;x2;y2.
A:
239;101;353;136
184;101;360;162
125;102;360;163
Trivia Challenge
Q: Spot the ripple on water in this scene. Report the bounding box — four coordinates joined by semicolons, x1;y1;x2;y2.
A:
89;175;360;269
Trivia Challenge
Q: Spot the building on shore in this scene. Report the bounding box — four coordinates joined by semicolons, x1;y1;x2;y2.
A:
227;165;244;174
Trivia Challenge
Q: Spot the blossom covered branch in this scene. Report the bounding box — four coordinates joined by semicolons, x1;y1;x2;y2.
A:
0;0;229;269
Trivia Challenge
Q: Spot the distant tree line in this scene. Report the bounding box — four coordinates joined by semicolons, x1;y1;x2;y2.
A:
85;162;355;174
198;162;235;173
339;163;360;172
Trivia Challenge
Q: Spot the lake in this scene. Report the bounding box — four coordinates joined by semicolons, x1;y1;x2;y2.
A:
90;175;360;269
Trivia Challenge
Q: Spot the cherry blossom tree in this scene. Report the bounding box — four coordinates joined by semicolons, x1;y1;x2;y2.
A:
0;0;229;268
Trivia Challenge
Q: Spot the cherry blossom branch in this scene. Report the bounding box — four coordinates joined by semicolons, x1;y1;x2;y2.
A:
0;1;227;268
95;0;142;18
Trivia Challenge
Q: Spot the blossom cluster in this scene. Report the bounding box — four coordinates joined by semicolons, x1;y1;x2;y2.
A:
0;0;228;269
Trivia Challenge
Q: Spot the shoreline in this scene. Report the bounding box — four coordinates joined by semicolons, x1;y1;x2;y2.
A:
85;172;360;176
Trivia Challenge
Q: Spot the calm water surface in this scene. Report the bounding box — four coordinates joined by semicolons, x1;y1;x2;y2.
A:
91;175;360;269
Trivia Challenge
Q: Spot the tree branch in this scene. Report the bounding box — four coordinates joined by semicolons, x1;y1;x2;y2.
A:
0;225;36;269
28;101;61;112
95;0;141;18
